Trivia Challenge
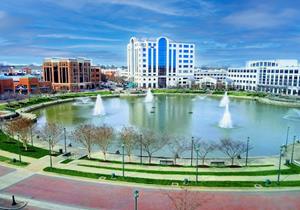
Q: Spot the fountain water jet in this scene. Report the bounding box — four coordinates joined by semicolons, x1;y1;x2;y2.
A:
219;91;229;107
283;109;300;121
144;89;154;103
219;104;233;129
93;95;105;116
73;97;92;105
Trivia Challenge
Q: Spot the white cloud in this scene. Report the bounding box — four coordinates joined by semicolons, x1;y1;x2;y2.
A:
223;8;297;29
37;34;120;42
48;0;212;17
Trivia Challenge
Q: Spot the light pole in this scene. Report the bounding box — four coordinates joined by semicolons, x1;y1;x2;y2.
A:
139;135;143;164
291;136;296;164
17;135;22;163
285;126;290;147
245;137;250;167
64;127;67;154
122;144;125;177
195;148;199;183
190;136;194;167
277;145;285;185
48;136;53;168
133;190;139;210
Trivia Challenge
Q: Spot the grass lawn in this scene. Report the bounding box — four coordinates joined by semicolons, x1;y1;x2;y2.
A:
43;167;300;188
0;131;50;158
0;155;29;166
60;159;74;164
81;156;274;169
78;163;300;176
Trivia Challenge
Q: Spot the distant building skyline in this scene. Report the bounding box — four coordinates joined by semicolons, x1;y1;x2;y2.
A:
1;0;300;66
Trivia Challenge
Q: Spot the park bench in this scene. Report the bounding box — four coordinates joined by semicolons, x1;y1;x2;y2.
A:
160;160;174;166
210;161;225;167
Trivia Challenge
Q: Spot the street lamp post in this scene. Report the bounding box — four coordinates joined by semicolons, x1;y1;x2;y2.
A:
190;136;194;167
291;136;296;164
195;148;199;183
48;136;53;168
17;135;22;163
277;145;285;185
64;127;67;154
122;144;125;177
133;190;139;210
139;135;143;164
285;126;290;147
245;137;250;166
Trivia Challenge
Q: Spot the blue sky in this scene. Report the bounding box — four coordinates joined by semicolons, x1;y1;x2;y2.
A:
0;0;300;67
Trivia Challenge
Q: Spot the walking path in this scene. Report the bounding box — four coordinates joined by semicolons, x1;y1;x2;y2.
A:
1;173;300;210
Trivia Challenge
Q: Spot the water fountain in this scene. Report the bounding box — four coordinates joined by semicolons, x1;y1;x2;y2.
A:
219;103;233;128
219;91;229;107
283;109;300;121
144;89;154;103
93;95;105;116
73;97;92;105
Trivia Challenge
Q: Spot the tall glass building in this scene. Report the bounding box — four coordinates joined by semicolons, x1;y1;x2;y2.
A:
127;37;195;88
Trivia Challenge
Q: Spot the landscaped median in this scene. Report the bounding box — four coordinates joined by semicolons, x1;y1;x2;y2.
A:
0;155;29;166
77;163;300;176
0;131;49;159
43;167;300;188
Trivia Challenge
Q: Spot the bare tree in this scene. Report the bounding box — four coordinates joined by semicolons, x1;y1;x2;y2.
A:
141;129;169;164
218;138;247;166
94;124;114;160
39;122;63;153
9;118;33;151
167;136;189;165
72;124;95;159
5;120;18;140
194;139;216;165
119;126;139;162
165;187;211;210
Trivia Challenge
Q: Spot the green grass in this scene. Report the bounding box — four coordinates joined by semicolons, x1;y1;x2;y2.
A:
43;167;300;188
0;155;29;166
0;131;50;158
81;156;273;169
78;163;300;176
61;159;74;164
2;91;114;111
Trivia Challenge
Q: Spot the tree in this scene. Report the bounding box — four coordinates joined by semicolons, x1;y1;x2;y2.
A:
165;187;210;210
72;124;95;159
167;136;189;165
5;120;19;140
39;122;63;154
217;138;247;166
9;117;33;151
141;129;169;164
119;126;139;162
94;124;114;160
193;139;216;165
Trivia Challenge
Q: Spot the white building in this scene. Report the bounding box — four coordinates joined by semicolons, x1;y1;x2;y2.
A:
127;37;195;88
228;59;300;95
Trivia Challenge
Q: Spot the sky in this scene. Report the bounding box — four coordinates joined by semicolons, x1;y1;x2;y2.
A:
0;0;300;67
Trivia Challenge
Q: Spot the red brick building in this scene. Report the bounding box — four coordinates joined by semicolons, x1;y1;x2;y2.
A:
91;66;102;88
0;75;14;94
43;58;93;91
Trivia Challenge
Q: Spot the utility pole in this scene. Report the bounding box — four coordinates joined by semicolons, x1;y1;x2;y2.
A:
190;136;194;167
291;136;296;164
245;137;250;166
285;126;290;147
140;135;143;164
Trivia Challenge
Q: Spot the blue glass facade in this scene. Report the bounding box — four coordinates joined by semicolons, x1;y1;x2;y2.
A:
148;48;151;72
173;50;176;73
158;38;167;76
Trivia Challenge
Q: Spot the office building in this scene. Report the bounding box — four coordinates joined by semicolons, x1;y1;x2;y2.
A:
127;37;195;88
43;58;92;91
